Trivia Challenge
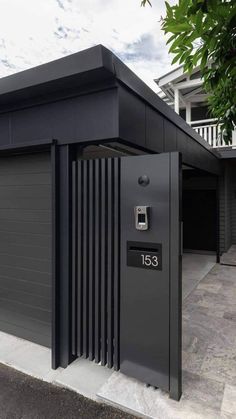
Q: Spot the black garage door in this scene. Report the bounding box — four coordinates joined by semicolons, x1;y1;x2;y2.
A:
0;152;51;347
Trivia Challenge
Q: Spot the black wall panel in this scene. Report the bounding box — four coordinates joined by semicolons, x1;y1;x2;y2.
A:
117;84;219;175
118;86;145;147
230;164;236;244
0;152;52;347
146;107;164;152
163;119;177;152
11;105;53;144
2;89;118;146
0;115;10;146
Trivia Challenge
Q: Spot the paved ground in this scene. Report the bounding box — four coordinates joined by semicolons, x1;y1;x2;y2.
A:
1;256;236;418
221;244;236;266
0;363;137;419
98;262;236;418
182;253;216;300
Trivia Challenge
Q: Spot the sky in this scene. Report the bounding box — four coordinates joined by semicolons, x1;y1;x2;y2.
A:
0;0;177;92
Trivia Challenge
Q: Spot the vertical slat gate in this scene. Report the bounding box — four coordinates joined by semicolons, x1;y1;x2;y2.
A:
73;157;120;369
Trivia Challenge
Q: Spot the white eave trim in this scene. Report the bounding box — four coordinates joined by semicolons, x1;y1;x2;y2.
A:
154;65;184;87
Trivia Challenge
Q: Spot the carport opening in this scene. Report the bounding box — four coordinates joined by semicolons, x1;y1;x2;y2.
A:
182;165;218;298
183;166;218;254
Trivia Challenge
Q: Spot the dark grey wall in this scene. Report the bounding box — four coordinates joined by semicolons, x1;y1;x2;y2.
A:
0;152;52;347
230;163;236;244
0;88;118;147
118;85;219;175
219;162;232;253
219;161;236;253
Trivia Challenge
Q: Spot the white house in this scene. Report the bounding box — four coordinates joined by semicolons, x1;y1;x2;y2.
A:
155;64;236;148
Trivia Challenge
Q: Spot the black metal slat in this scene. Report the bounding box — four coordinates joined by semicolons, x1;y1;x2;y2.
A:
77;161;83;357
113;157;120;370
83;160;89;358
101;159;107;366
74;156;120;368
89;160;95;360
94;159;101;363
107;159;114;368
71;161;77;356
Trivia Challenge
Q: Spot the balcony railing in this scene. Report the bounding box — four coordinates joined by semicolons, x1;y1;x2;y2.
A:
189;119;226;148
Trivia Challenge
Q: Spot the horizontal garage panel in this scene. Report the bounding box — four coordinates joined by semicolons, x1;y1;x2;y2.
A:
0;152;52;347
0;185;51;199
0;154;51;174
0;231;50;248
0;308;50;347
0;287;50;311
0;172;51;186
0;254;50;272
0;243;51;260
0;276;50;298
0;197;50;210
0;209;51;223
0;220;51;234
0;298;51;323
0;265;50;286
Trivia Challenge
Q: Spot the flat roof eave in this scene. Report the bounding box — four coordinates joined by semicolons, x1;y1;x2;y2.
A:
0;44;220;163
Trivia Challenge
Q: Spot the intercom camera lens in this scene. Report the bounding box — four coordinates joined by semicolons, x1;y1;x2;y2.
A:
138;175;150;186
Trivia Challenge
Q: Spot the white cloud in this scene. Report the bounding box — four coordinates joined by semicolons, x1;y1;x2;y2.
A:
0;0;176;91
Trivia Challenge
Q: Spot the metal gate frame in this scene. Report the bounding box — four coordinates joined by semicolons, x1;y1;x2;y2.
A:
52;144;182;401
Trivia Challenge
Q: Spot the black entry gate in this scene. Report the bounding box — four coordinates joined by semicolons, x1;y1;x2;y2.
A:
71;152;182;400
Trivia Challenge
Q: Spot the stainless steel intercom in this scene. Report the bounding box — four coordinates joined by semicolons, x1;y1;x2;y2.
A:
134;206;150;230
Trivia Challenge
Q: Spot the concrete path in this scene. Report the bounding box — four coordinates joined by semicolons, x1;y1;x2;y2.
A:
0;363;137;419
98;262;236;419
221;245;236;266
182;253;216;300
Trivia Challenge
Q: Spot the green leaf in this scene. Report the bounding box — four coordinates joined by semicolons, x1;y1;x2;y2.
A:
171;52;183;65
179;50;190;64
169;34;186;52
167;23;192;33
166;34;176;45
200;48;208;70
141;0;152;7
165;1;173;16
196;10;203;33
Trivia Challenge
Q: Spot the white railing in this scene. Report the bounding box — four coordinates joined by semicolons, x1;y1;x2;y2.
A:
189;119;226;148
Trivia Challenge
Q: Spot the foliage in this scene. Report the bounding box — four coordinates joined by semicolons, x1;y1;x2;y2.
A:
141;0;236;143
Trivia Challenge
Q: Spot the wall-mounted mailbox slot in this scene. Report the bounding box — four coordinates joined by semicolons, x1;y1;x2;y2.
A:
127;241;162;270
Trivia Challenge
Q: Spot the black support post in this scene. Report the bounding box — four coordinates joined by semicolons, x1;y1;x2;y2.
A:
169;152;182;401
52;143;76;369
216;176;221;263
51;142;60;369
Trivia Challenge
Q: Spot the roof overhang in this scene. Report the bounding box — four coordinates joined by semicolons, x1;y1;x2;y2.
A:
155;64;207;107
0;44;220;165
